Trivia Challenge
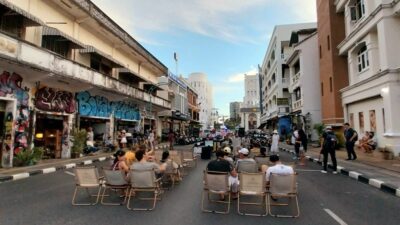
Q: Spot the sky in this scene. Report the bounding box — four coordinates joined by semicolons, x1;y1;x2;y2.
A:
91;0;317;115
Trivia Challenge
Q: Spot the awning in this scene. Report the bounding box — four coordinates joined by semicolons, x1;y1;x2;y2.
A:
0;0;45;26
80;45;125;68
258;122;267;129
42;26;85;49
118;68;148;82
143;83;164;92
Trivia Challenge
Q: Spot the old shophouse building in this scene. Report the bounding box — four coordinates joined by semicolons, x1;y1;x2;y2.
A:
0;0;170;167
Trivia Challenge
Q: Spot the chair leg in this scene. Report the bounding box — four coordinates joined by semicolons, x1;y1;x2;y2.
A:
101;187;128;206
201;190;230;214
268;195;299;218
72;186;100;206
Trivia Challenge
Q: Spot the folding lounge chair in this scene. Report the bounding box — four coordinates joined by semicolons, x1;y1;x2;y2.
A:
238;172;268;216
254;156;272;170
101;168;130;205
237;161;258;173
182;150;197;168
127;169;162;211
201;170;231;214
72;166;103;206
268;173;300;217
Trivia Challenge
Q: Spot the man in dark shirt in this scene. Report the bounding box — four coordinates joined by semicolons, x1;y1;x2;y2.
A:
344;123;358;160
207;150;238;198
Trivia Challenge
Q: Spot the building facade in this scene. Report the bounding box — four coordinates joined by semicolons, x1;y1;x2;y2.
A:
287;29;322;141
0;0;170;167
260;23;316;134
335;0;400;155
317;0;349;126
240;74;261;131
188;72;213;129
229;101;241;120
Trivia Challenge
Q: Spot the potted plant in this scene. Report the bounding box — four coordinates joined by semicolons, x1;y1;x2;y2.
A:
13;147;44;167
71;128;87;158
313;123;325;147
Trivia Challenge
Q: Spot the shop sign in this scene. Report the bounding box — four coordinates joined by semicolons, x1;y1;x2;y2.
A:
35;87;76;113
168;72;187;89
76;91;140;120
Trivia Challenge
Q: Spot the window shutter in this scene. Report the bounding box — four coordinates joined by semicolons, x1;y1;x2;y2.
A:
350;6;357;21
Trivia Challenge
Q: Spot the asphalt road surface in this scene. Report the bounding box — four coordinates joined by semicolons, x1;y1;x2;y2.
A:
1;146;399;225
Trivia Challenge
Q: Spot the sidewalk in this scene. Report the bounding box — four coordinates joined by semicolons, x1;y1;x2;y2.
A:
279;143;400;197
0;143;170;183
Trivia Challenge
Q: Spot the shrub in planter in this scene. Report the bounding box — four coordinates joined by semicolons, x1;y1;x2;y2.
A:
13;147;44;167
71;128;87;158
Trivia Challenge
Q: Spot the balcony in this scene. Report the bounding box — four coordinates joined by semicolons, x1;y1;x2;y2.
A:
291;71;301;87
0;31;171;109
292;99;303;112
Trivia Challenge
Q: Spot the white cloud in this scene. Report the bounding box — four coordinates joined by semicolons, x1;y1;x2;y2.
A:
91;0;317;44
227;68;258;83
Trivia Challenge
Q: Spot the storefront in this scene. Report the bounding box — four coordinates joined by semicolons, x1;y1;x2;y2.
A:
33;86;76;159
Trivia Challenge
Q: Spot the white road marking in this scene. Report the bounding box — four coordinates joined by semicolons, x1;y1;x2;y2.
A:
65;163;76;169
324;208;348;225
98;157;106;162
42;168;56;174
396;189;400;197
12;173;30;180
336;166;344;172
83;160;92;165
295;169;323;172
369;179;384;188
349;171;362;179
65;171;75;176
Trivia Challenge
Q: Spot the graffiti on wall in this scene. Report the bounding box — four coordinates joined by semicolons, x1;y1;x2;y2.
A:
35;87;76;113
0;71;29;155
76;91;140;120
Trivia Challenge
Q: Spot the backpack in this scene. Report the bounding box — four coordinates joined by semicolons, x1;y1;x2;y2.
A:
323;132;337;149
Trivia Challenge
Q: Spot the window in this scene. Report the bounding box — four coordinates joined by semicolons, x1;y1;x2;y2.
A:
327;35;330;50
357;45;369;73
321;82;324;96
329;77;333;92
0;7;25;38
42;36;70;58
350;0;366;22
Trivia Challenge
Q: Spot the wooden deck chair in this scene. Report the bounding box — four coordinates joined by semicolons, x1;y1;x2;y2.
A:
162;160;180;188
254;156;272;171
201;170;231;214
182;150;197;168
237;172;267;216
101;168;130;205
170;152;185;176
268;173;299;218
72;166;102;206
237;161;258;173
127;169;161;211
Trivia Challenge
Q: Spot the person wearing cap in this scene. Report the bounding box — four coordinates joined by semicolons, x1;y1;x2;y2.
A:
265;155;294;184
270;130;280;154
321;126;338;174
236;148;255;163
223;146;234;164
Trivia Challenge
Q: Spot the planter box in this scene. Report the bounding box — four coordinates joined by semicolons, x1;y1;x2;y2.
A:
71;152;81;159
382;151;394;160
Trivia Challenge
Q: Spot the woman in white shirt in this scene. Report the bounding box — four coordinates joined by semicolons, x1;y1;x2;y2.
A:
270;130;280;154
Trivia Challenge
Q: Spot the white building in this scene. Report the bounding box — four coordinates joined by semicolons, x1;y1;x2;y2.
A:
188;73;213;129
240;74;261;130
260;23;316;134
336;0;400;155
287;29;322;141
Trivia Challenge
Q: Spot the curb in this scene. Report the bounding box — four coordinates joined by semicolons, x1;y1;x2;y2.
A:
279;147;400;198
0;155;113;184
0;144;170;184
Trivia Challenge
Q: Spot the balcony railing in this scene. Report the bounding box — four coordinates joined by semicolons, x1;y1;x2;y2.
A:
291;71;301;85
292;99;303;112
0;31;171;109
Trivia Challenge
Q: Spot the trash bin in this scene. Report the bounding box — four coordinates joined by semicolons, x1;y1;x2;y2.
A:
201;146;212;160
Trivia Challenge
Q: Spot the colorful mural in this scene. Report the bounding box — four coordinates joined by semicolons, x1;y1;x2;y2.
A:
76;91;140;121
0;71;29;155
35;87;76;113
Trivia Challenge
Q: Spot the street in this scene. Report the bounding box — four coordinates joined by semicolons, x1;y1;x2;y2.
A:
1;146;399;225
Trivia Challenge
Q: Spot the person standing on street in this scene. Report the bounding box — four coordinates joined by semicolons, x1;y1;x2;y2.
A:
270;130;280;155
321;126;337;174
293;126;300;160
344;123;358;160
148;129;155;151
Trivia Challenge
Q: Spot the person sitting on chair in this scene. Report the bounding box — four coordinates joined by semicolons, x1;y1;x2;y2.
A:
207;150;239;199
265;155;294;185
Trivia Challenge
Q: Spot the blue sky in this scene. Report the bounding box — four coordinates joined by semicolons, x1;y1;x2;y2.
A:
92;0;317;115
